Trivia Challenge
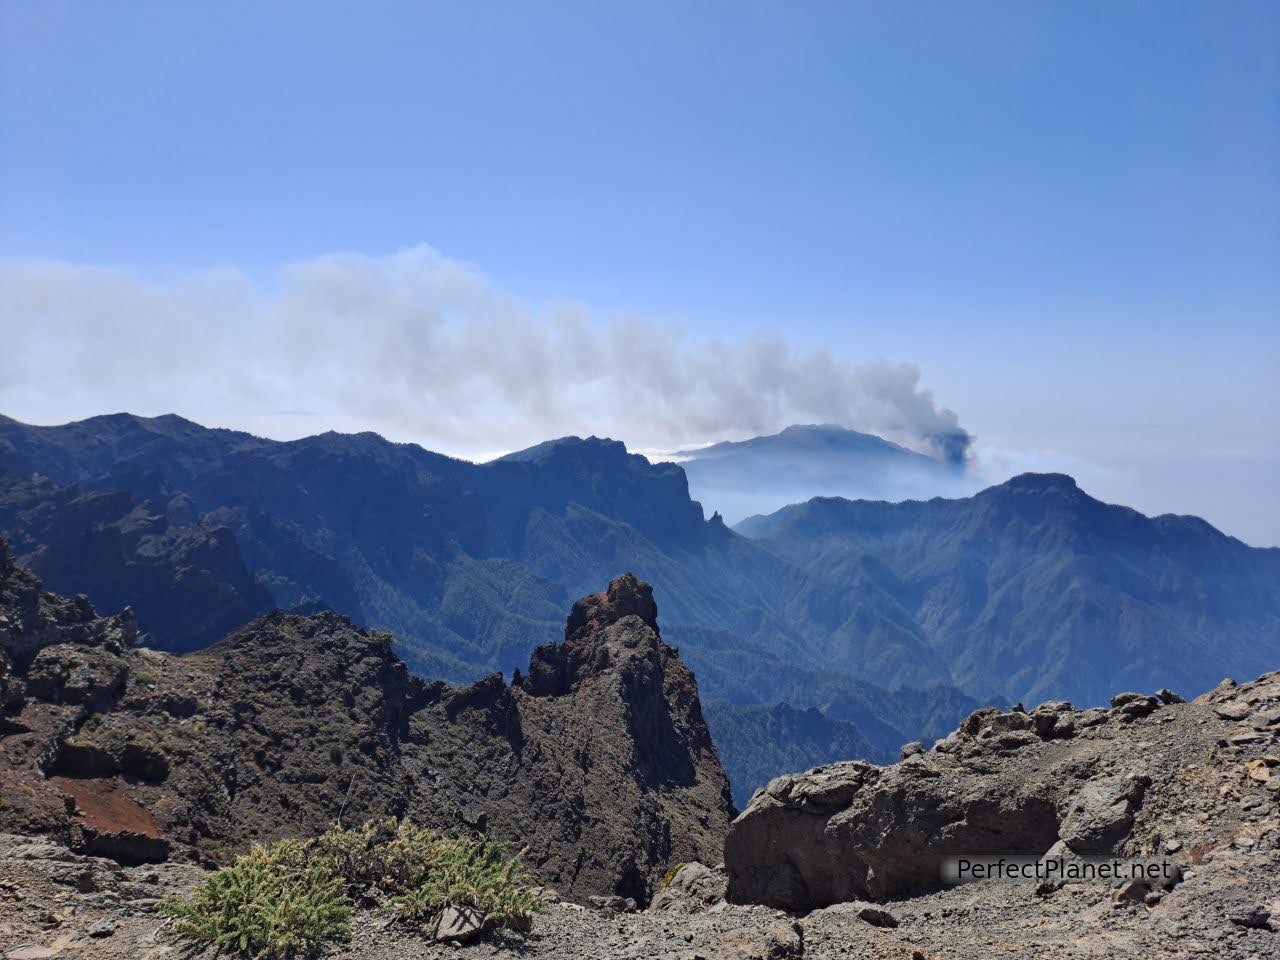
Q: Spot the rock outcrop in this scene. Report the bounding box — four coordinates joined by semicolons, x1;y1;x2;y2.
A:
702;699;886;809
0;550;732;902
416;573;734;902
726;672;1280;912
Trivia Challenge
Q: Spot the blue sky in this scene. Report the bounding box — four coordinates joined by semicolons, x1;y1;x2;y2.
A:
1;1;1278;543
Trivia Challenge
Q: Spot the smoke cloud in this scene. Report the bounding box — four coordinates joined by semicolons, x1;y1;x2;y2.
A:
0;245;971;461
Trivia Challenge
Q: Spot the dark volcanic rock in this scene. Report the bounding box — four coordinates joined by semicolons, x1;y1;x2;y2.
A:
522;572;661;696
0;552;731;903
648;861;727;915
453;574;733;900
564;572;660;645
0;539;137;695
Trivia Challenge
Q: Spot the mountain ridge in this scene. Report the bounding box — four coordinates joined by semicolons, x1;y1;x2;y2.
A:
5;411;1277;792
0;412;920;691
738;472;1280;706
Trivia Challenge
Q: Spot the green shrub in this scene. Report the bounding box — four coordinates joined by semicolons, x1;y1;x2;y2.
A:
162;821;540;954
310;818;439;894
160;839;351;959
308;820;391;894
385;836;543;932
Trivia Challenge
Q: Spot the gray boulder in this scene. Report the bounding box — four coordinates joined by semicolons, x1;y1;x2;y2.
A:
648;861;726;914
1227;904;1272;930
1213;701;1251;721
725;754;1060;909
433;905;486;943
856;905;899;928
1057;775;1149;855
725;695;1175;911
587;894;637;914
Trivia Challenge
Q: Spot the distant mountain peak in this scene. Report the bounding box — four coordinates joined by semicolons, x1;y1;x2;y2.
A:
777;422;870;437
83;411;204;431
1000;472;1079;492
698;423;929;460
737;470;1280;708
496;434;628;464
672;422;973;525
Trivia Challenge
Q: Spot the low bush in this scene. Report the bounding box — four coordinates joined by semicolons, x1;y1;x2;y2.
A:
163;821;541;957
309;818;439;894
384;835;543;932
160;840;350;959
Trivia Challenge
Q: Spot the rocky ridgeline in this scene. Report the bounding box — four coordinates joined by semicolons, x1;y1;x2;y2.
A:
0;472;274;653
4;664;1278;959
0;544;732;905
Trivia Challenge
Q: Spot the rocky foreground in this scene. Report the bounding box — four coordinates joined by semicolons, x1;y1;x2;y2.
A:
0;815;1276;960
2;537;1279;958
3;666;1279;958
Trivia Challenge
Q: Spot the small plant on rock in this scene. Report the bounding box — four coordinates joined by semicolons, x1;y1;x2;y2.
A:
660;861;687;889
308;819;390;894
162;820;540;954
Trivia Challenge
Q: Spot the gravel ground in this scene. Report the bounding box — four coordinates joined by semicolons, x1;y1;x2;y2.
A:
2;830;1277;960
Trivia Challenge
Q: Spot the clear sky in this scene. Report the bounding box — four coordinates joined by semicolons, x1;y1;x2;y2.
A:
1;1;1278;544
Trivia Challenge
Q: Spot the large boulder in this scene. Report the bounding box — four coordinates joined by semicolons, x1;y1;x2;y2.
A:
723;687;1224;911
725;756;1059;910
648;861;727;914
1057;774;1149;854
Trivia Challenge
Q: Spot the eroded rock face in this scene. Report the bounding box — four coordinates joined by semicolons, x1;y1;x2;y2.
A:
0;543;137;674
0;551;731;904
0;474;272;653
725;670;1280;911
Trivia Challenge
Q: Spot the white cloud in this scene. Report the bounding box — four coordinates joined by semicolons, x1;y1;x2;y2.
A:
0;245;971;461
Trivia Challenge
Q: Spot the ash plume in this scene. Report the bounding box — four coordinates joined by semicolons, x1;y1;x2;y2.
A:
0;245;972;461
